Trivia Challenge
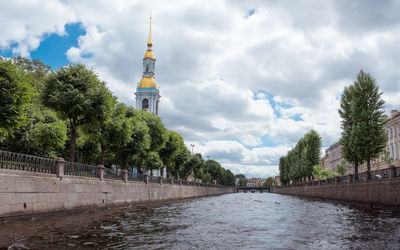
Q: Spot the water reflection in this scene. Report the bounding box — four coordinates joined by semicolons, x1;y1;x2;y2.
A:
1;193;400;249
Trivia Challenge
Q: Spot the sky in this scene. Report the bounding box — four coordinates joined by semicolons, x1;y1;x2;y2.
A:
1;0;400;178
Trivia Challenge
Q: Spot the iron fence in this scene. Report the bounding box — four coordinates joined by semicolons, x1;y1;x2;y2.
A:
64;161;97;178
103;167;121;180
0;150;56;173
370;169;389;180
0;150;235;188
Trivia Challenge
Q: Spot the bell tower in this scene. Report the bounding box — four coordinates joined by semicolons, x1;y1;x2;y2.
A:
135;16;160;115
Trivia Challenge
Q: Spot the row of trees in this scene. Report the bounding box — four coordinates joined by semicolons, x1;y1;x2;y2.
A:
279;70;387;184
339;70;387;176
279;130;322;185
0;57;235;186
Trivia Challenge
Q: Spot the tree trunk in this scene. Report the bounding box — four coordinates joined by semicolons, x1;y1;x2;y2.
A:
139;153;144;174
367;159;371;172
70;124;76;162
98;143;105;165
354;161;359;181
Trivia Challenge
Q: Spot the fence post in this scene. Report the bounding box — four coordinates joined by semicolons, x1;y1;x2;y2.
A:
179;179;182;185
335;176;339;184
97;164;105;181
55;157;64;179
122;169;128;183
170;178;173;185
159;176;163;185
144;174;149;184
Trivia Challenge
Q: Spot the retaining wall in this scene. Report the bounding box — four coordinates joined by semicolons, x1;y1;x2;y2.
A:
0;169;234;218
272;179;400;207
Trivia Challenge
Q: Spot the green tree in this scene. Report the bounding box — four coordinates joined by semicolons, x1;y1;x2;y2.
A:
31;110;67;157
144;151;163;174
0;58;34;134
159;130;185;177
134;111;168;171
13;56;51;91
42;64;112;162
238;178;247;187
312;164;337;180
263;177;274;187
222;169;235;186
339;85;362;176
352;70;387;172
339;70;387;175
336;160;348;176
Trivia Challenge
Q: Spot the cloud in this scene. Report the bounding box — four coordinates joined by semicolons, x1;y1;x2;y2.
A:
0;0;76;56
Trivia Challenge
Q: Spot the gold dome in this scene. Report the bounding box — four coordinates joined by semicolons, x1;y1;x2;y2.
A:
144;49;155;59
139;76;158;89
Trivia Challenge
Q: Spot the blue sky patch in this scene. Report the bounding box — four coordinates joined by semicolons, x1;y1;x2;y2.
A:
30;22;85;69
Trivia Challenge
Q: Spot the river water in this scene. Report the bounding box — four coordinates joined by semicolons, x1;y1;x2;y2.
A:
1;193;400;249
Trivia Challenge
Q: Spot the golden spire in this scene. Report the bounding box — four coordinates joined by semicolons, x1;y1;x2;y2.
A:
147;15;152;47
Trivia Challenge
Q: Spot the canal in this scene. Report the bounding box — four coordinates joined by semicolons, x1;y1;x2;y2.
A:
1;193;400;249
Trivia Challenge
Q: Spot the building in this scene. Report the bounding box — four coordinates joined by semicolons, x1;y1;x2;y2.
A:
246;178;266;187
375;109;400;169
274;176;280;186
135;17;161;115
322;109;400;174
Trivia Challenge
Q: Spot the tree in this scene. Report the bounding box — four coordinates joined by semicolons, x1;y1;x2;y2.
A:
13;56;51;91
278;130;322;183
42;64;111;162
31;110;67;157
0;58;34;134
222;169;235;186
339;70;387;175
339;85;362;176
336;160;348;176
159;130;186;177
134;111;168;171
114;108;150;170
352;70;387;172
263;177;274;187
312;164;337;180
238;178;247;187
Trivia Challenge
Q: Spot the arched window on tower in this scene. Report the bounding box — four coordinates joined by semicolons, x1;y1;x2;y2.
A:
146;64;149;72
142;99;149;110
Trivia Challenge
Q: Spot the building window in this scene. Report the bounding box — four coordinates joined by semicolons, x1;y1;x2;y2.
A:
142;99;149;110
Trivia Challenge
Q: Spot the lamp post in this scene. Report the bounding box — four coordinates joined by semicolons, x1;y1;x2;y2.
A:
207;155;210;174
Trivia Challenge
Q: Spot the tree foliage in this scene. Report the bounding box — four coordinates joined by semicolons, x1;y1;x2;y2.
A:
0;58;34;134
0;58;235;186
279;130;322;184
42;64;111;162
339;70;387;174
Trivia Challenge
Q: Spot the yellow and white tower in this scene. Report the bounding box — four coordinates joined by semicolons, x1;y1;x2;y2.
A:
135;16;160;115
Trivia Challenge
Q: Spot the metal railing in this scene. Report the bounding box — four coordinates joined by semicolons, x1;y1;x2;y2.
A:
278;165;400;188
103;167;121;180
0;150;233;188
0;150;56;173
64;161;97;178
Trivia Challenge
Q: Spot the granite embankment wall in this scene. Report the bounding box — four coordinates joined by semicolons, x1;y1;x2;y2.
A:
0;169;234;218
271;178;400;207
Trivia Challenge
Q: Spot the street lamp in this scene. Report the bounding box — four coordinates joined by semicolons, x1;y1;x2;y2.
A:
207;155;210;174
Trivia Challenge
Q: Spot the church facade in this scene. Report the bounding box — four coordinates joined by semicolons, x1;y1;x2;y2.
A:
135;18;160;115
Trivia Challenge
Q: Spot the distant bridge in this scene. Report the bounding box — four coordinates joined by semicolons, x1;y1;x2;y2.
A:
236;187;271;193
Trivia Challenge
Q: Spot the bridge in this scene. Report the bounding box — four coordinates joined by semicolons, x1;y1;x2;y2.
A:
236;186;271;193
